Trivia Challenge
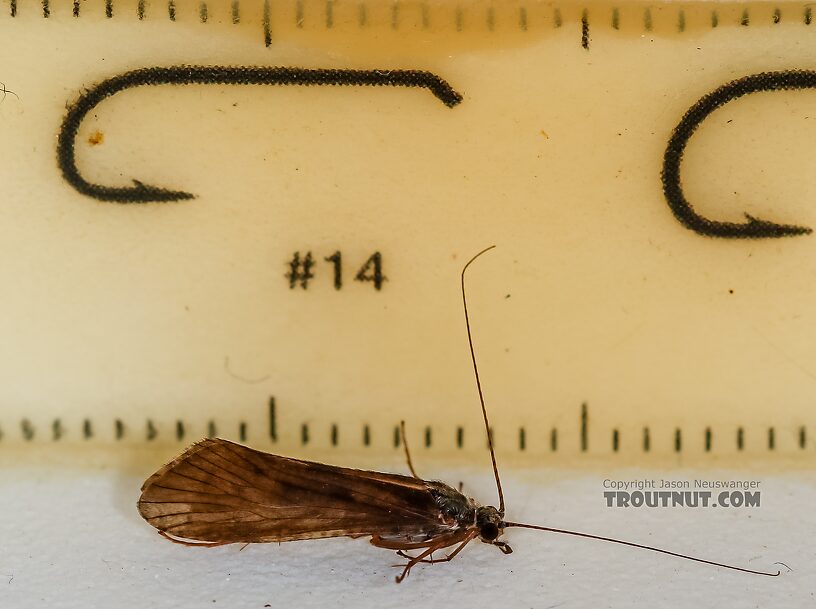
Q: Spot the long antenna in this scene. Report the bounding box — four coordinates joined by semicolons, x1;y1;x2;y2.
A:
503;522;781;577
461;245;504;514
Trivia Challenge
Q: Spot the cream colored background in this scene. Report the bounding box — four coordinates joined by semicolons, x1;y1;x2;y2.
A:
0;1;815;461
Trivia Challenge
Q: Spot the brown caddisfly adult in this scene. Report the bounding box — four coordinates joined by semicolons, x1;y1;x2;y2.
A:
138;246;781;582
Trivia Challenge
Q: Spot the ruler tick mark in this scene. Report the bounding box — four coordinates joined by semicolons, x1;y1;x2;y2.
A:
295;0;303;28
580;402;588;451
553;7;561;28
53;419;63;441
21;419;34;441
455;6;463;31
10;0;16;17
799;426;806;449
363;424;371;446
518;6;526;30
550;428;558;451
176;420;185;441
773;7;781;23
199;2;207;22
704;427;711;452
767;427;775;450
581;9;589;50
115;419;125;440
325;0;332;28
421;2;429;29
263;0;271;46
612;429;619;452
168;0;175;21
643;7;652;31
486;6;494;31
642;427;650;452
269;396;277;441
424;426;432;448
301;423;309;445
42;0;49;18
805;6;812;24
737;427;744;451
611;7;619;30
519;427;526;451
678;9;685;33
106;0;112;18
83;419;93;440
207;420;216;438
456;426;464;448
711;10;718;28
137;0;144;20
331;424;338;446
741;8;749;26
239;421;247;442
357;3;366;27
146;419;157;441
393;425;400;448
674;428;682;453
391;1;398;29
231;0;239;23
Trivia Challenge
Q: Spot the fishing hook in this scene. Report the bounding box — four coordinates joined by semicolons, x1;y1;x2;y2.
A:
662;69;816;239
57;65;463;203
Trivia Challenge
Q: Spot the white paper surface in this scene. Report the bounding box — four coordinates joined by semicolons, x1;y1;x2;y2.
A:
0;464;810;609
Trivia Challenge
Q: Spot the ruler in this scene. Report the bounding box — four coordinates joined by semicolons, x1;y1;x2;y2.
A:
2;0;816;462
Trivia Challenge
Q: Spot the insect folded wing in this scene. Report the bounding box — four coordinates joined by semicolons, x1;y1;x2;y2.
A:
138;438;453;545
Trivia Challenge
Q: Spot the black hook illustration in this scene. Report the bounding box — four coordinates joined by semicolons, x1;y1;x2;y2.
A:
662;70;815;238
57;66;463;203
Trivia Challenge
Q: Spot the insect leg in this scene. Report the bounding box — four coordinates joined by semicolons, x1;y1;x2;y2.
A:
493;541;513;554
399;420;420;479
395;543;443;583
157;530;233;547
397;531;477;564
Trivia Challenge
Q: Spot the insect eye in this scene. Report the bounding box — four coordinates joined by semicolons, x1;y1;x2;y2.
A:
480;522;499;541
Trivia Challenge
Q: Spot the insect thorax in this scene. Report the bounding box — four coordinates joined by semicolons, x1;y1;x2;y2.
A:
426;481;478;527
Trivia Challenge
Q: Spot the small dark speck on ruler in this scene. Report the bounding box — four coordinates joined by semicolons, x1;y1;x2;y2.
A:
239;422;247;442
363;424;370;446
424;426;432;448
146;420;157;441
176;420;185;441
456;426;464;448
115;419;125;440
83;419;93;440
301;423;309;445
